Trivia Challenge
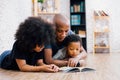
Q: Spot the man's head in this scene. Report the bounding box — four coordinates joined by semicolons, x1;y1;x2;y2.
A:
53;14;70;42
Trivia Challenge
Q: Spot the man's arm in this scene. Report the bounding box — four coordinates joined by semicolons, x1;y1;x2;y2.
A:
16;59;57;72
44;48;68;67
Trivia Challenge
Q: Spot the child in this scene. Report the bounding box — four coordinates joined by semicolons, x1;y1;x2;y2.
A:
53;34;86;67
0;17;59;72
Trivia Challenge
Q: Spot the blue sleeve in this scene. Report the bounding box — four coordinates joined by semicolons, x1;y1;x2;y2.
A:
44;44;52;49
68;30;75;35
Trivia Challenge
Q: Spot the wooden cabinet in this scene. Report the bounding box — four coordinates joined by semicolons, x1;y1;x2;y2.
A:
93;10;110;54
32;0;59;21
70;0;87;51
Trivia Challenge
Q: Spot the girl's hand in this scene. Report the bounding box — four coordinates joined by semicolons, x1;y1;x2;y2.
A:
40;64;59;72
50;64;60;72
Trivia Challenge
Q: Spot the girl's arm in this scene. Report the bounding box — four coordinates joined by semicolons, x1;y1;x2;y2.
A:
16;59;58;72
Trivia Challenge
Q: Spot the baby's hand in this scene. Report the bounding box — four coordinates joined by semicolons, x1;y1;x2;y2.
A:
68;57;79;67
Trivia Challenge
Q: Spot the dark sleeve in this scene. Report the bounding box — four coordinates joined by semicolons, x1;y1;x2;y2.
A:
36;50;44;59
12;41;26;59
14;51;26;59
44;44;52;49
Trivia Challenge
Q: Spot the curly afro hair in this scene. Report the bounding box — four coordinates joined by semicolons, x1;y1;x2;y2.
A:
15;17;55;52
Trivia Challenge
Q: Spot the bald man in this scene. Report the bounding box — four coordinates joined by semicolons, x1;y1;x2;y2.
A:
44;14;87;67
53;14;74;42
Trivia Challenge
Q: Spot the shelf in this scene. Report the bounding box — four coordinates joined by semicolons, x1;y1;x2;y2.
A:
78;30;86;38
70;0;87;51
32;0;59;16
71;27;86;33
94;16;109;20
38;12;59;15
94;30;109;33
71;12;85;14
71;24;86;26
94;32;109;35
93;10;110;53
71;24;86;29
94;46;110;48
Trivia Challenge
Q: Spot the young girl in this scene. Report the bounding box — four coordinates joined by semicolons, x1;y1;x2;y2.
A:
0;17;59;72
53;34;86;67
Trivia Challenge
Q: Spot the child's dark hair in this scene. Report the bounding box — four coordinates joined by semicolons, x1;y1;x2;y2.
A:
15;17;55;51
63;34;82;47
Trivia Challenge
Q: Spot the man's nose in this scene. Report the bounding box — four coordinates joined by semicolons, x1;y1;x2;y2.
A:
62;32;66;37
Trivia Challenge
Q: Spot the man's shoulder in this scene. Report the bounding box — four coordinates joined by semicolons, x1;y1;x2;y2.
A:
68;30;75;35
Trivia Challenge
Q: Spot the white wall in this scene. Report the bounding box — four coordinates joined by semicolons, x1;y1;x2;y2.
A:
86;0;120;53
0;0;32;54
59;0;70;19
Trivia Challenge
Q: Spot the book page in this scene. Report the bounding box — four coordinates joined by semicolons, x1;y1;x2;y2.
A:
59;67;95;72
59;67;82;72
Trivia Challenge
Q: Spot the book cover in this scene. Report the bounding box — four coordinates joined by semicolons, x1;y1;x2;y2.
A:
59;67;95;72
80;1;85;12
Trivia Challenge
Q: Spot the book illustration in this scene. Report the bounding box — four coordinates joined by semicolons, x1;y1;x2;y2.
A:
59;67;95;72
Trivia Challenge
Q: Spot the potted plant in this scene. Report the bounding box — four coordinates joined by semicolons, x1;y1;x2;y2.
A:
38;0;44;12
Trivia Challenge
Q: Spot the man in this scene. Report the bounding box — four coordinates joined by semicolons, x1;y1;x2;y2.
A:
44;14;87;67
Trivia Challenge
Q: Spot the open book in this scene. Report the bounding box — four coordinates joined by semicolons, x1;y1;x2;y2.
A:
59;67;95;72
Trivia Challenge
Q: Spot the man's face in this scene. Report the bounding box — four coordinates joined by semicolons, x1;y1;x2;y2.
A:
56;24;69;42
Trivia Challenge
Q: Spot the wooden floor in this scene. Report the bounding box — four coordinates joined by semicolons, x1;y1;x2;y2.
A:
0;53;120;80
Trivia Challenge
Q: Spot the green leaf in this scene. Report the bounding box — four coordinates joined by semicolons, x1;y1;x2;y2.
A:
38;0;44;3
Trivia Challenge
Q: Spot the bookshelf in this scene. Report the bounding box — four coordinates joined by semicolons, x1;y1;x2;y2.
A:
93;10;110;54
70;0;87;51
32;0;59;22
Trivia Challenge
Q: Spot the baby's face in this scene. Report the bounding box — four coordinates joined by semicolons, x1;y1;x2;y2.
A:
67;42;81;58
